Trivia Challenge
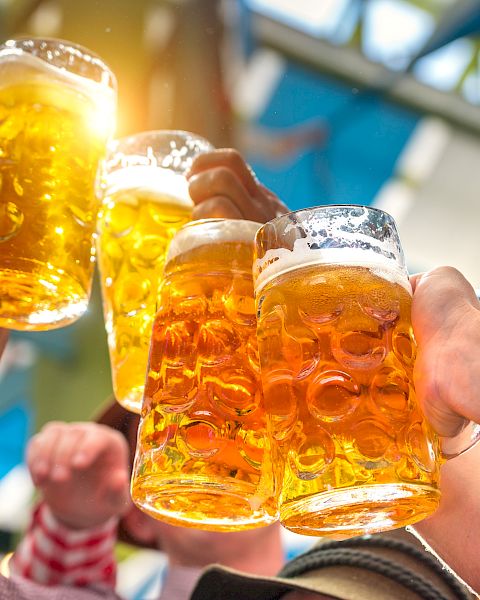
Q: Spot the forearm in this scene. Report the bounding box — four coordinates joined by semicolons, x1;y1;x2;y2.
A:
10;503;118;591
413;442;480;593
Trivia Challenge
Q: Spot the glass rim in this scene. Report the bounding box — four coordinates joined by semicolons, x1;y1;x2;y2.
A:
105;129;214;176
111;129;214;150
166;218;262;263
256;203;395;237
177;217;263;230
0;36;117;90
253;203;406;294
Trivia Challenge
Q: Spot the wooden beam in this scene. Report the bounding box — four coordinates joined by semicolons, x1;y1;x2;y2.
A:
252;13;480;136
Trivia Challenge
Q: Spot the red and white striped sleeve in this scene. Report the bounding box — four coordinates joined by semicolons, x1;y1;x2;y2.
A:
9;503;118;590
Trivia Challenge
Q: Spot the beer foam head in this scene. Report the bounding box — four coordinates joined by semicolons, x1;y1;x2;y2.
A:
105;166;192;208
166;218;262;262
0;46;115;106
254;205;409;292
0;47;116;142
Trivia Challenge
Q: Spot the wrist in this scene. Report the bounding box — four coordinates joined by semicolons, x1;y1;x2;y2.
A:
42;503;119;536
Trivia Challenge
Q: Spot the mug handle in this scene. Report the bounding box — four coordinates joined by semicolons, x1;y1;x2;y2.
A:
440;421;480;460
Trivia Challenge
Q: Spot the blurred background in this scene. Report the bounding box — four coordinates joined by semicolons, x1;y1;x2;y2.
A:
1;0;480;595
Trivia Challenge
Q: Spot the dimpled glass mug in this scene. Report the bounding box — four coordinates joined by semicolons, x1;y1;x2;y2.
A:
96;131;213;413
254;205;444;538
131;218;279;531
0;37;116;330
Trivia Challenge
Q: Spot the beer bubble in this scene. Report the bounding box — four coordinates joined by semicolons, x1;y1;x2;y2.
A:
289;428;335;480
306;370;361;422
0;201;24;241
371;368;412;422
352;419;393;460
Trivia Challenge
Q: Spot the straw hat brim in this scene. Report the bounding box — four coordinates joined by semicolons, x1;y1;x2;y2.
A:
189;562;421;600
190;527;475;600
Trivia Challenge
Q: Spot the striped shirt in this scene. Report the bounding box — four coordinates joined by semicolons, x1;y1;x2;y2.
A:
10;503;117;590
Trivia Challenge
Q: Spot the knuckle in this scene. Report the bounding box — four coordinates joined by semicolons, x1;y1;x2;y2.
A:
222;148;243;169
210;166;234;189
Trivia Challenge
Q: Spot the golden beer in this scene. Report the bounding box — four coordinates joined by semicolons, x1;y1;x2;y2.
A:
0;38;116;330
254;206;440;538
131;219;278;530
96;131;212;413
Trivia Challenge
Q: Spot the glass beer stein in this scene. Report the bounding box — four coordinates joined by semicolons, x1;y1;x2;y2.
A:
131;219;279;531
254;205;441;538
96;130;212;413
0;37;116;330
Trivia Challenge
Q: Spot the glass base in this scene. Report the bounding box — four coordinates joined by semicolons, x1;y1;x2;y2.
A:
280;483;440;539
132;475;278;532
0;267;88;331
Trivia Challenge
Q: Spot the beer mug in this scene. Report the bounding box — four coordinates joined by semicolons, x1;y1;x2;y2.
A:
96;130;212;413
131;219;278;531
254;205;441;537
0;37;116;330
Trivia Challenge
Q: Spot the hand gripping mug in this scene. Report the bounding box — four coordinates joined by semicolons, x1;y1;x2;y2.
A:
131;218;279;531
0;37;116;330
96;130;213;413
254;205;443;538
